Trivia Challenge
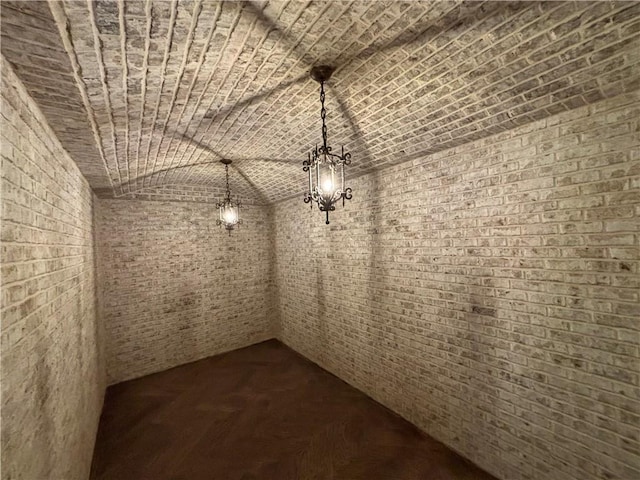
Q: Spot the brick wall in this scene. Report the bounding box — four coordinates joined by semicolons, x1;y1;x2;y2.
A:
113;184;237;204
1;57;105;480
96;199;275;384
273;91;640;480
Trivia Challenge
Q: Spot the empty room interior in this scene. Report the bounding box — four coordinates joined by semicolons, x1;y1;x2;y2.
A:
1;1;639;479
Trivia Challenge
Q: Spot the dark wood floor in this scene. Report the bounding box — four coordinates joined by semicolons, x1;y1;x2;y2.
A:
91;340;496;480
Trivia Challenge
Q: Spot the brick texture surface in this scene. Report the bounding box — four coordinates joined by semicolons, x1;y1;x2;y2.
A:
273;91;640;480
116;181;268;206
96;199;275;384
1;57;105;480
3;1;639;202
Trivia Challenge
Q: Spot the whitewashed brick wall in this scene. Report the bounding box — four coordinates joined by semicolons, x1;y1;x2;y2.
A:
273;91;640;480
1;57;105;480
96;199;275;384
3;45;638;480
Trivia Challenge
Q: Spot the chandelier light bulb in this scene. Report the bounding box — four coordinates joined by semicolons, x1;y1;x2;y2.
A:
321;175;334;196
223;207;238;224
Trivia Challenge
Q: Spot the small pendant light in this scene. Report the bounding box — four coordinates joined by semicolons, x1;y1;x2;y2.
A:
217;159;241;234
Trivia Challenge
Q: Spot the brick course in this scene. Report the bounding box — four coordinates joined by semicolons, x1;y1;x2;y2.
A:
96;199;275;384
1;57;104;480
273;91;640;480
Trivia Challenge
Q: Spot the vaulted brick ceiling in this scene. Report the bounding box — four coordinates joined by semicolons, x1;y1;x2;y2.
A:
2;1;639;204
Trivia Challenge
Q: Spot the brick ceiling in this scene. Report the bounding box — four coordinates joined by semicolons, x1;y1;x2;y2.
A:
2;1;639;204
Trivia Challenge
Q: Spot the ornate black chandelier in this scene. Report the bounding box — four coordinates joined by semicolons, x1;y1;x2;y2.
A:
303;65;352;224
217;159;241;234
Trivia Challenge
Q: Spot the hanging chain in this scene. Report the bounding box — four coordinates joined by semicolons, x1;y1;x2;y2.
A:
224;164;231;199
320;80;328;150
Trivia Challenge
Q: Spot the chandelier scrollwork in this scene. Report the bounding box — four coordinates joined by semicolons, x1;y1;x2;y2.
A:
303;65;352;225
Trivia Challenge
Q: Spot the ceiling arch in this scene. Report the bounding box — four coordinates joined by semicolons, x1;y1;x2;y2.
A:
2;0;639;203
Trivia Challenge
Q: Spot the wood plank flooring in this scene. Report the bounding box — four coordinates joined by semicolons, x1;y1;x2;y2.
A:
91;340;496;480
